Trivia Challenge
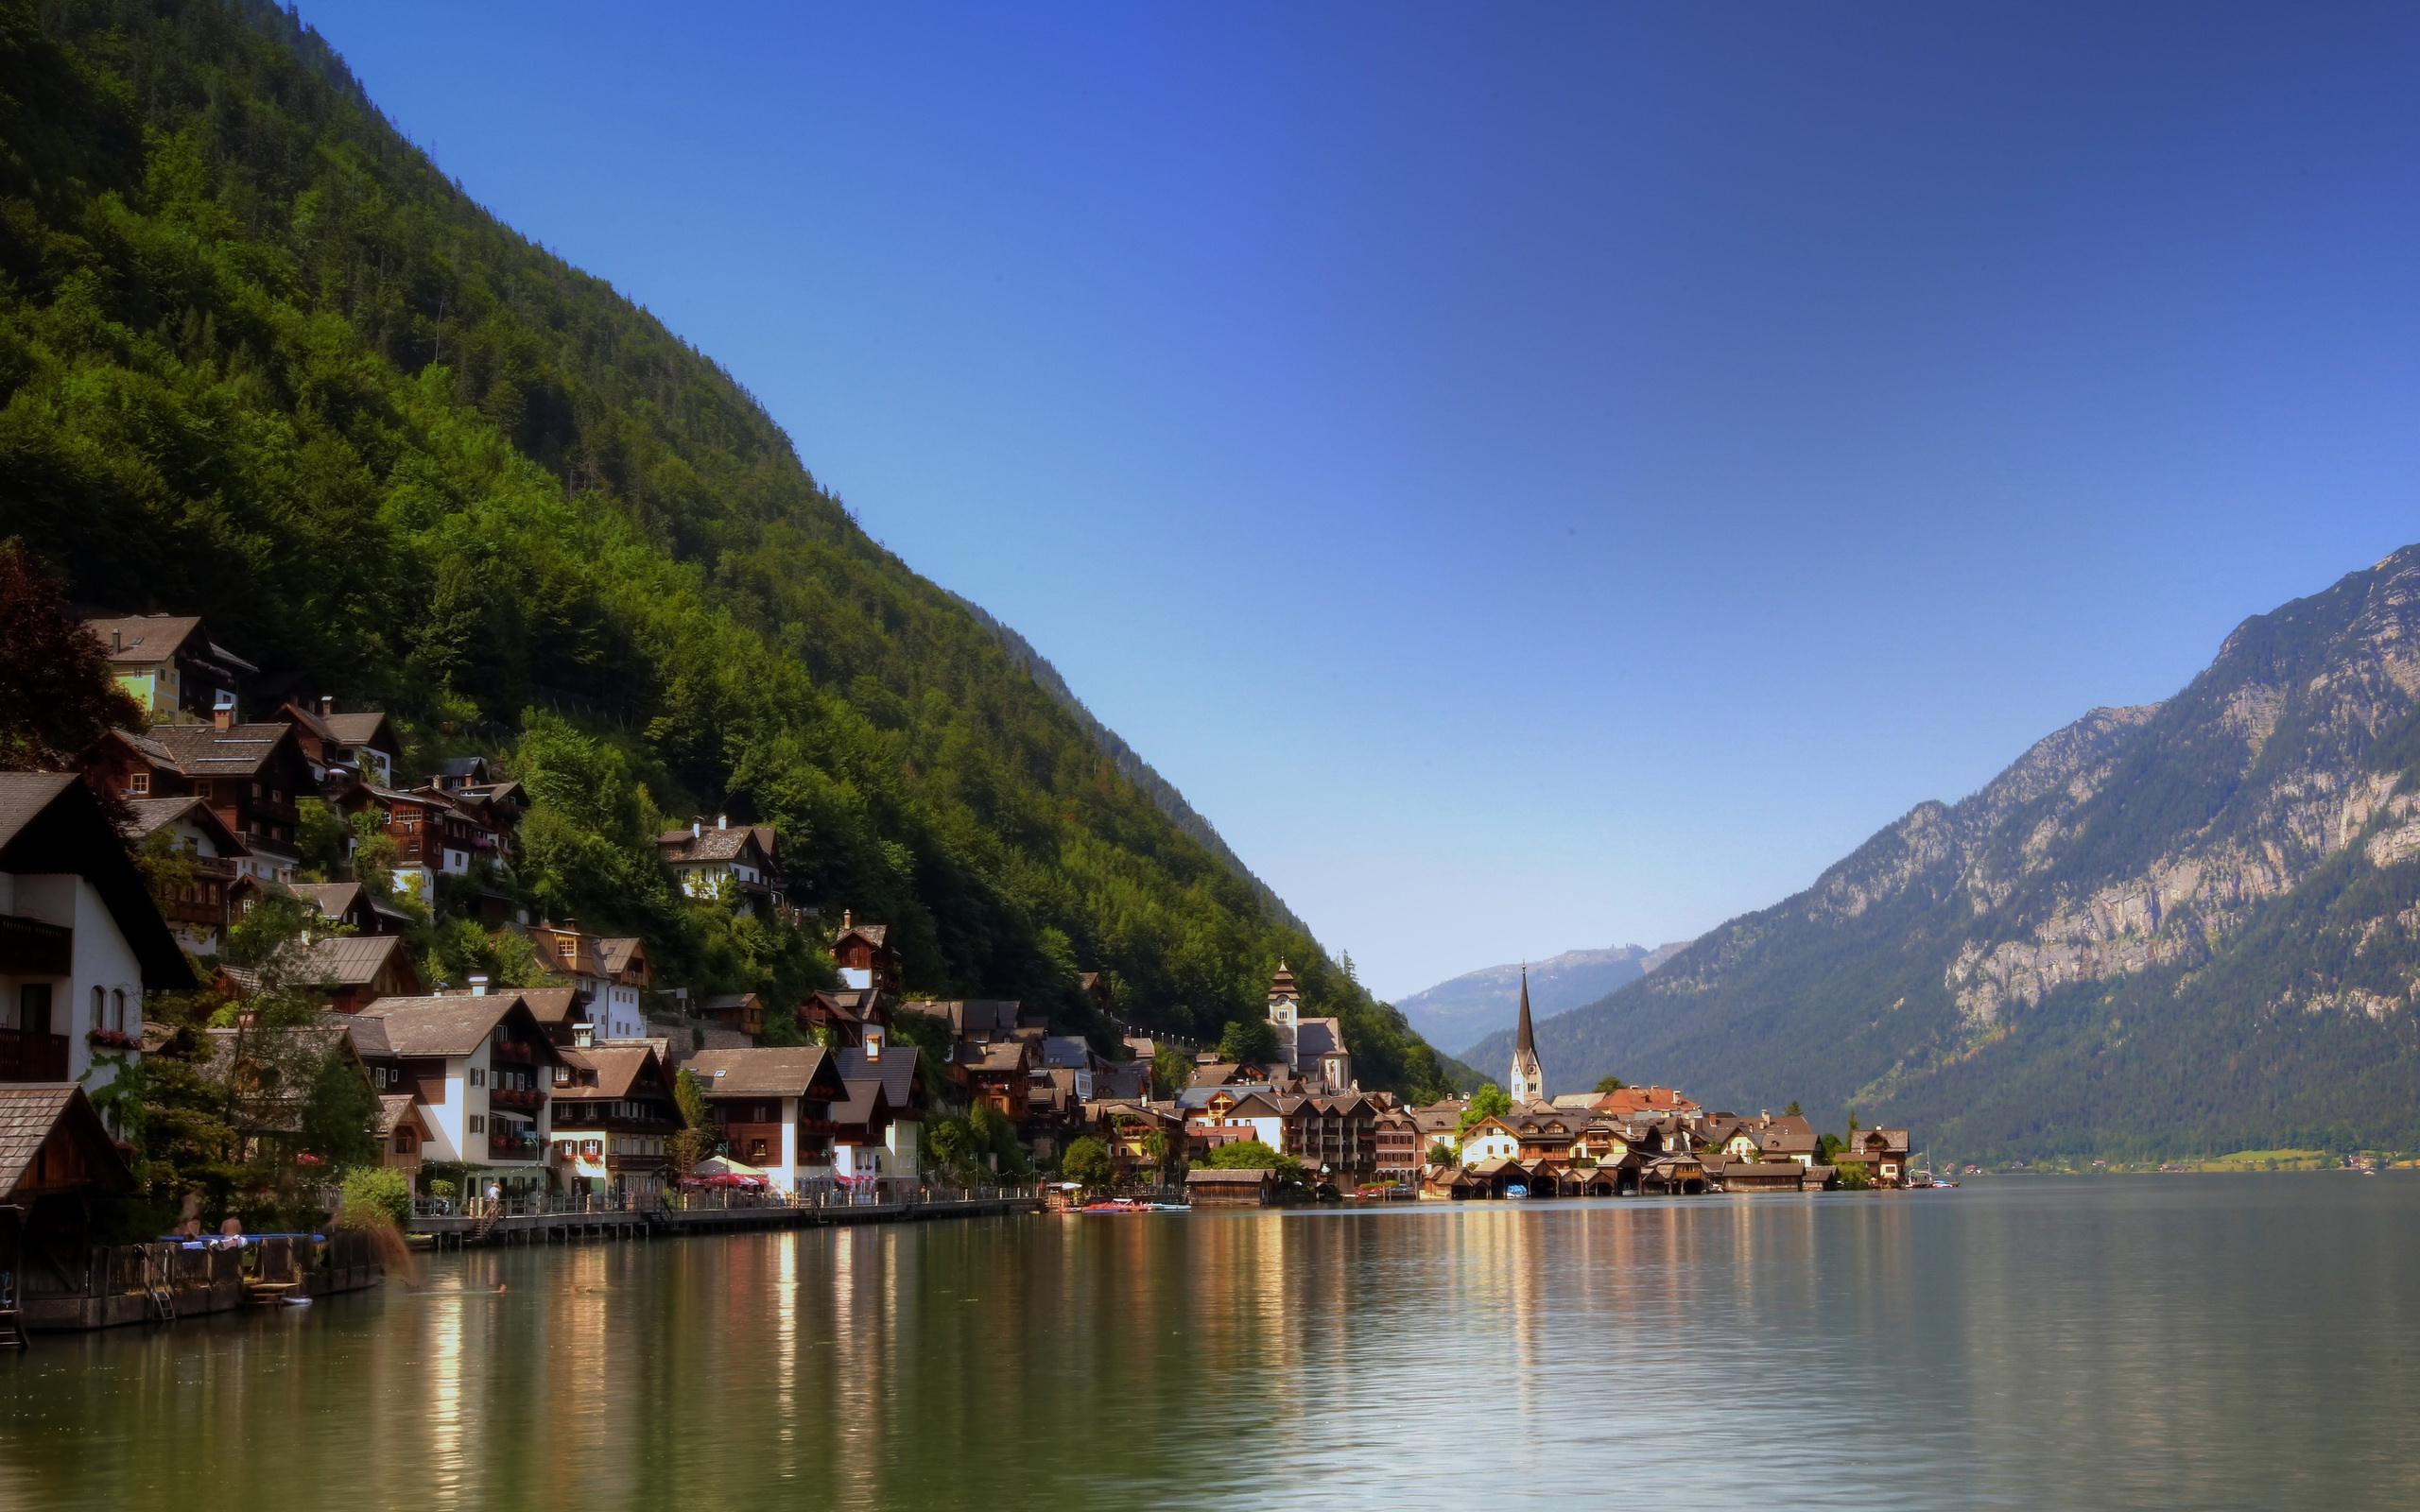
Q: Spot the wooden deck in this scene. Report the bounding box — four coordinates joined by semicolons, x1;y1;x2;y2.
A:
407;1194;1038;1247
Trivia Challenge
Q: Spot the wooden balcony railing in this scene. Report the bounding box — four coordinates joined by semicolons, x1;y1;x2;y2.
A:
0;1029;71;1082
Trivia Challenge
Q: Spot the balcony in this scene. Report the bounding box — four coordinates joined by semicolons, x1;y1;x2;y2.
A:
0;914;72;976
489;1085;546;1114
0;1029;70;1082
488;1130;543;1161
492;1040;535;1062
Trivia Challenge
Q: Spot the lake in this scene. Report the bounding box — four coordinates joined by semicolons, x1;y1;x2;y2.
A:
3;1176;2417;1510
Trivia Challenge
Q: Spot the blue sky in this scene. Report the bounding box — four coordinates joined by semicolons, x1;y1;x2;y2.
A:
304;2;2420;1001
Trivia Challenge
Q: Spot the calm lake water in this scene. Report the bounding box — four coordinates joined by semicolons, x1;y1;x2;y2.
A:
4;1176;2418;1510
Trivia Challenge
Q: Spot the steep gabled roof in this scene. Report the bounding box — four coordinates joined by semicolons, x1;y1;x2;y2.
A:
320;712;399;750
834;1044;923;1108
142;722;306;780
119;794;251;856
0;773;189;988
557;1044;666;1099
687;1046;845;1100
355;993;542;1057
298;933;419;990
0;1085;131;1199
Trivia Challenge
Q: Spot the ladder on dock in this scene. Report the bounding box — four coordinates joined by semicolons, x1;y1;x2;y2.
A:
144;1252;176;1322
0;1269;26;1349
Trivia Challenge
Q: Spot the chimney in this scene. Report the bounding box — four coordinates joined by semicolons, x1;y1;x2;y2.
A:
717;814;727;830
469;974;489;997
111;628;122;653
691;819;700;838
573;1022;595;1049
319;695;335;715
842;909;853;932
865;1027;883;1060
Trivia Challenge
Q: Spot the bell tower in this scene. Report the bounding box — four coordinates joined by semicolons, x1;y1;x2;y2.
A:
1509;964;1545;1106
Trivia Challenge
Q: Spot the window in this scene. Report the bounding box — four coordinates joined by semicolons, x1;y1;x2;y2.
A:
269;788;283;803
111;988;127;1031
91;986;104;1024
195;781;212;799
470;1068;485;1088
126;773;149;796
251;782;262;799
553;1066;571;1087
394;1130;415;1155
469;1115;485;1134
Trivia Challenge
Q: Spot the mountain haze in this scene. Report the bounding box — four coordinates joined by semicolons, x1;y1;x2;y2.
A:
1398;943;1686;1059
1513;547;2420;1157
0;0;1458;1094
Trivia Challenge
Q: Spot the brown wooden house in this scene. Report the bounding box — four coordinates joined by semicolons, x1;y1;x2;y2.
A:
551;1043;679;1197
88;723;317;882
119;795;249;955
830;912;902;995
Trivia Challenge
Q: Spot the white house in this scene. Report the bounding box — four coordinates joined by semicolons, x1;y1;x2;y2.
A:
833;1037;926;1179
685;1046;848;1192
1457;1116;1522;1165
350;989;563;1192
0;774;189;1104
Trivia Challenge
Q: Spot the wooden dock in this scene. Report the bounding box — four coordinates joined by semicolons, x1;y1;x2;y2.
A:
407;1194;1038;1248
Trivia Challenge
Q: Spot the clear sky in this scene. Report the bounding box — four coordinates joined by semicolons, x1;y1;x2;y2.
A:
303;1;2420;1002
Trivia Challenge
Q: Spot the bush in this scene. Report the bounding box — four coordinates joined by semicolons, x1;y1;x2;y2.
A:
339;1166;413;1228
1062;1136;1115;1191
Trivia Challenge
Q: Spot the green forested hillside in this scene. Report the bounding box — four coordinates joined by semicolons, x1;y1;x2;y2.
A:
0;0;1457;1096
1491;548;2420;1160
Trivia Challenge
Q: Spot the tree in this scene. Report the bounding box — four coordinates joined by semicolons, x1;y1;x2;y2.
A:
1835;1161;1873;1192
669;1066;719;1171
1152;1044;1195;1099
1062;1136;1115;1192
1594;1075;1627;1094
1218;1017;1281;1066
339;1166;413;1228
299;1047;382;1168
0;540;144;776
1204;1139;1282;1170
1817;1132;1844;1162
1459;1083;1512;1133
1426;1142;1459;1167
1785;1101;1802;1117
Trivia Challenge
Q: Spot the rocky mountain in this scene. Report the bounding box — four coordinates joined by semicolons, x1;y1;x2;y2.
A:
1512;547;2420;1159
1398;943;1687;1059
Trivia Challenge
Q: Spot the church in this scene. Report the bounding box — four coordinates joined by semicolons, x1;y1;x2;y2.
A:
1264;962;1354;1094
1509;964;1545;1106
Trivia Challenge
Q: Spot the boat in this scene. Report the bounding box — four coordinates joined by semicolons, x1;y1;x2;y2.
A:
1504;1184;1530;1198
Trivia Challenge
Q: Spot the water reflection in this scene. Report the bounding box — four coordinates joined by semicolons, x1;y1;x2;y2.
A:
5;1182;2420;1509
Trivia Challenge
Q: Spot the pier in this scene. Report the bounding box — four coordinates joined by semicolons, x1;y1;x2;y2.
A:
406;1187;1038;1249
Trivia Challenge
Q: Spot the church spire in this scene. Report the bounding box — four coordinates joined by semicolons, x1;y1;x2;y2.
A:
1510;962;1544;1106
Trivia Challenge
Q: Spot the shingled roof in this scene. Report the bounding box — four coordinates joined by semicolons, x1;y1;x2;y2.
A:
354;994;532;1057
0;1085;132;1199
686;1046;844;1099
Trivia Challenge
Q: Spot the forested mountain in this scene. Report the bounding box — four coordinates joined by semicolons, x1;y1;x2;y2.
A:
1522;548;2420;1160
0;0;1457;1097
1399;942;1686;1059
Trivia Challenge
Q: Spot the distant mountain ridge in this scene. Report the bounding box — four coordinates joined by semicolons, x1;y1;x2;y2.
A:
1478;546;2420;1159
1395;942;1687;1059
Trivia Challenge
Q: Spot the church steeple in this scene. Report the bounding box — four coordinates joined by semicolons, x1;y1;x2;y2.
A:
1509;963;1544;1106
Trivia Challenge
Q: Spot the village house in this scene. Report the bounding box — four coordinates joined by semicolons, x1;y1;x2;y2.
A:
550;1042;679;1201
832;913;903;995
1;775;188;1098
832;1031;928;1181
336;783;505;903
377;1093;435;1180
1374;1106;1422;1182
88;722;317;882
684;1046;849;1191
657;817;785;916
1595;1086;1703;1122
199;1022;381;1166
78;611;252;727
1083;1098;1185;1184
291;933;424;1013
700;992;766;1040
287;881;412;938
956;1038;1034;1126
350;990;564;1193
120;795;248;954
269;698;401;790
0;1085;138;1318
1834;1127;1913;1188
